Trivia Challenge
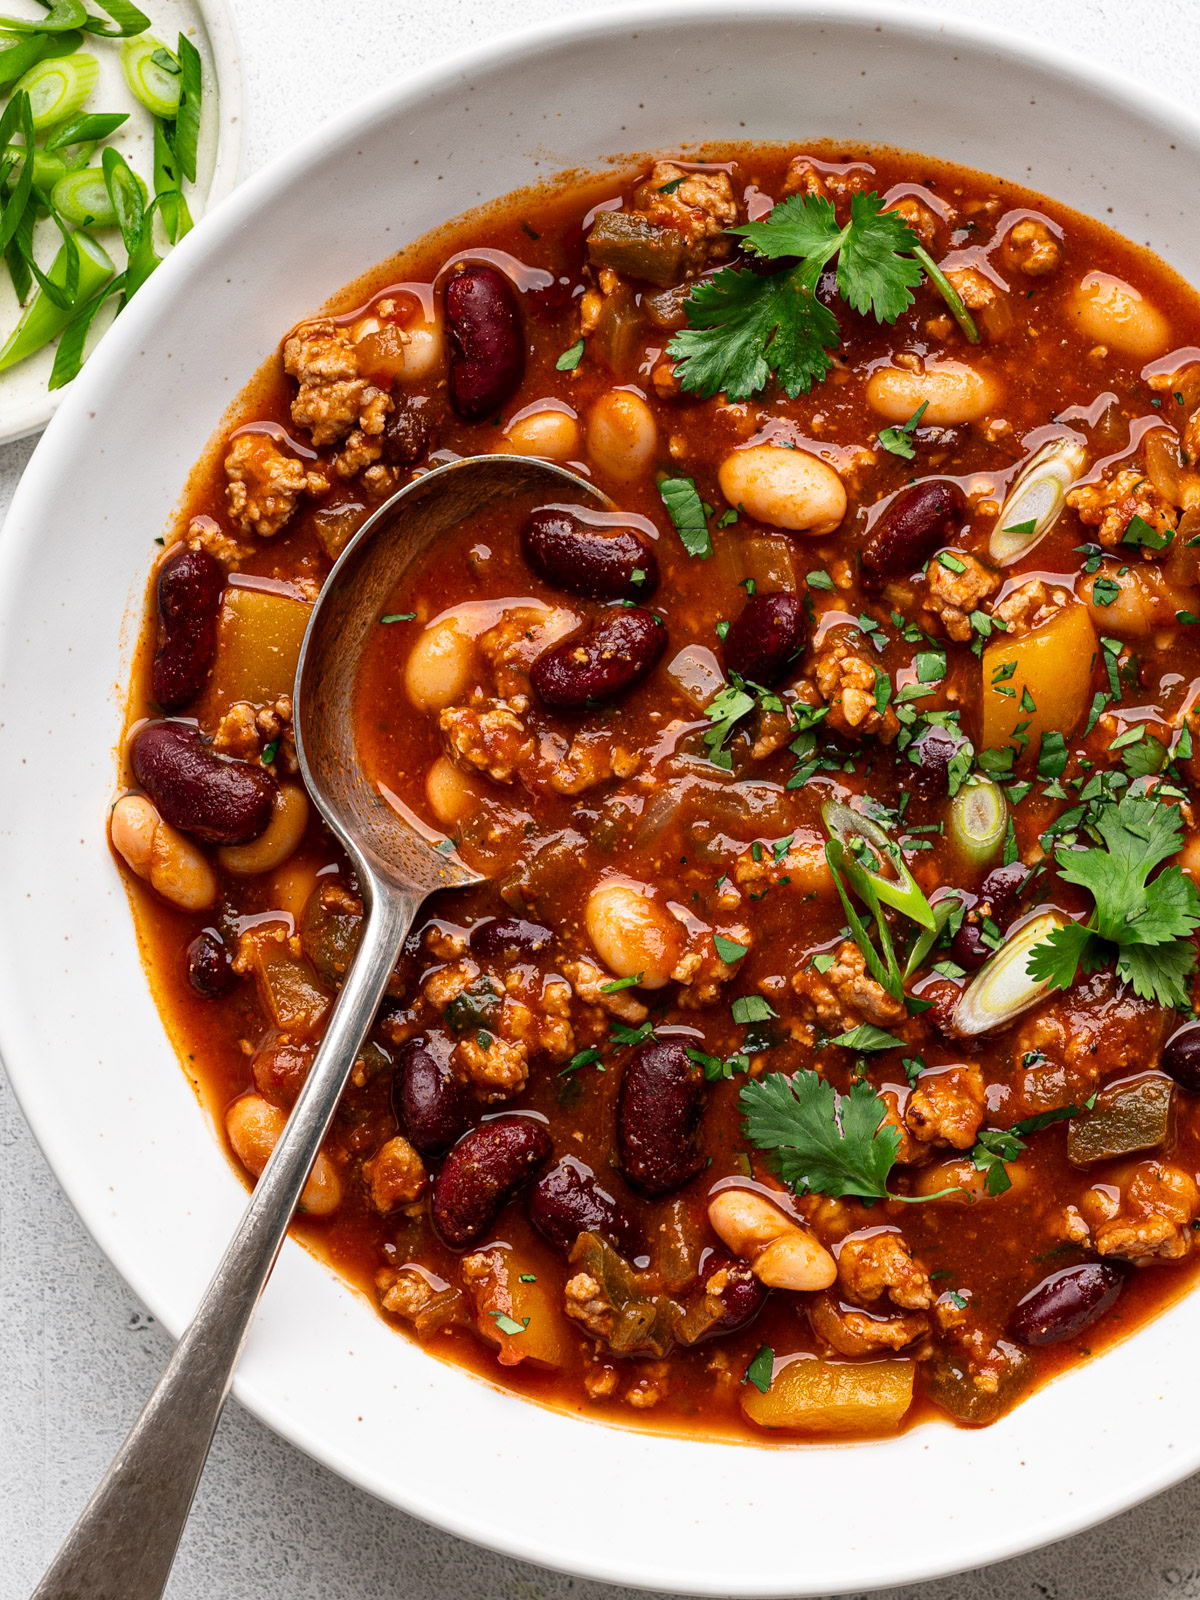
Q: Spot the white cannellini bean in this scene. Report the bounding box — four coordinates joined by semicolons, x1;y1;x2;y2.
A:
504;408;581;461
404;617;476;711
218;785;310;876
393;316;444;380
707;1189;837;1291
587;390;658;481
110;792;217;913
584;878;683;988
425;754;484;825
866;360;1001;426
225;1094;343;1216
1069;271;1169;359
717;444;847;535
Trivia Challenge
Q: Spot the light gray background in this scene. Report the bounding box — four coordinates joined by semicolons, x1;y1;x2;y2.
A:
3;1;1199;1596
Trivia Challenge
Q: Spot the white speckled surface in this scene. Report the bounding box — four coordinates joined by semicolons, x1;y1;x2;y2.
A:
3;2;1200;1596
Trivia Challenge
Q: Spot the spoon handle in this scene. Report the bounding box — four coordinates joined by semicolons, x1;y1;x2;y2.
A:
29;882;419;1600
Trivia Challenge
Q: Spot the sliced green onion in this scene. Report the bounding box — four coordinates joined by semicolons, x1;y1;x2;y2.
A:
119;32;178;117
903;893;960;980
912;243;980;344
989;436;1088;566
948;776;1007;869
0;89;34;256
45;109;127;148
100;142;143;252
14;50;99;129
0;228;112;371
84;0;151;38
52;165;121;226
822;799;936;932
4;147;66;193
172;30;200;182
0;1;86;34
951;912;1065;1037
0;28;83;89
48;268;124;387
152;114;189;242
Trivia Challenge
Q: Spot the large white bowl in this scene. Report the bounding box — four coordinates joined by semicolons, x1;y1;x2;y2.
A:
3;4;1200;1592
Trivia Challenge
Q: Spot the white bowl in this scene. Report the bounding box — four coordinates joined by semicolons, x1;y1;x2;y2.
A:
0;0;243;444
2;4;1199;1592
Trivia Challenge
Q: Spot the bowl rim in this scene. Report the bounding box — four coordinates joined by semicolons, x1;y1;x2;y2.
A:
5;1;1200;1591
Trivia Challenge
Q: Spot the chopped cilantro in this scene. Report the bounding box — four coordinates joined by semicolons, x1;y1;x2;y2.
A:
878;400;929;459
714;933;750;964
380;612;416;624
744;1344;774;1393
555;338;585;371
659;476;712;559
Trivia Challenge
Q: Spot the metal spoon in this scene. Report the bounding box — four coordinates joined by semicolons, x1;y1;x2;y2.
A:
31;454;606;1600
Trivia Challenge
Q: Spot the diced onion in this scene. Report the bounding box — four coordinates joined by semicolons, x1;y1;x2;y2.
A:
948;777;1007;869
951;911;1065;1036
989;436;1087;566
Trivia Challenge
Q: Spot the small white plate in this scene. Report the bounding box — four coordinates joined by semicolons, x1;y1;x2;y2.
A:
0;0;242;443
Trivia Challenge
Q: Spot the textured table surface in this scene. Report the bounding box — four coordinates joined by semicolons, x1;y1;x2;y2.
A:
4;1;1200;1596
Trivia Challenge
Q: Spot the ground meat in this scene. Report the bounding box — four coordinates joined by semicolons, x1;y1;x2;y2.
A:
224;433;327;538
1000;219;1062;277
363;1135;427;1211
548;734;640;794
748;707;793;760
564;1272;617;1340
883;196;941;246
562;957;648;1023
877;1090;930;1166
376;1266;464;1336
211;695;294;764
1007;969;1167;1119
440;697;534;783
905;1064;985;1149
623;1362;670;1408
812;637;899;742
991;577;1072;636
782;155;870;207
1067;467;1177;549
478;607;571;699
671;924;753;1009
836;1229;934;1310
183;516;249;568
454;1029;529;1097
922;551;1000;641
791;938;906;1030
283;317;393;448
633;161;739;263
809;1289;930;1356
1087;1161;1200;1261
944;266;1000;310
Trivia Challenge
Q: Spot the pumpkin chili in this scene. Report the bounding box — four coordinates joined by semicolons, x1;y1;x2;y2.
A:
112;142;1200;1440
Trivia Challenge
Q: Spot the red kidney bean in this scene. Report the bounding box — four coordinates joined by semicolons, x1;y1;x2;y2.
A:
445;263;524;422
695;1250;769;1337
392;1036;471;1154
908;724;966;800
979;862;1030;924
185;929;234;997
252;1036;313;1104
531;607;667;710
722;592;808;686
152;545;224;711
950;918;990;971
521;508;659;600
528;1156;640;1259
1007;1261;1125;1346
131;721;276;845
862;480;967;578
432;1115;552;1248
469;916;553;961
618;1039;706;1196
381;389;435;465
1163;1022;1200;1092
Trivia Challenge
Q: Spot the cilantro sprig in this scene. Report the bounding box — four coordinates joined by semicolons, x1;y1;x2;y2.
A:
739;1068;957;1203
1026;793;1200;1008
668;191;963;402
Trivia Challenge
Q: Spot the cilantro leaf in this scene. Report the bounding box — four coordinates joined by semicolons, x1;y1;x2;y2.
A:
659;477;712;558
703;683;755;769
878;400;928;460
669;189;923;402
740;1070;899;1200
823;1023;905;1053
1025;793;1200;1006
668;259;839;400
